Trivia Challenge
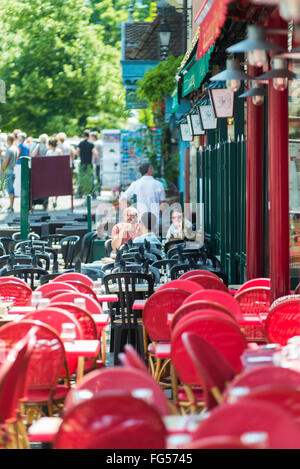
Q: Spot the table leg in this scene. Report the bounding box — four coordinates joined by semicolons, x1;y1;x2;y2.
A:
101;328;106;365
76;357;85;381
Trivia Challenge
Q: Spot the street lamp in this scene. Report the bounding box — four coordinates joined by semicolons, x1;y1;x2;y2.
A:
226;25;283;69
159;18;171;61
239;81;265;106
256;57;297;91
210;58;253;92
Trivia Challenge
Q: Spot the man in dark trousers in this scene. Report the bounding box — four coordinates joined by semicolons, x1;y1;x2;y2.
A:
76;129;97;197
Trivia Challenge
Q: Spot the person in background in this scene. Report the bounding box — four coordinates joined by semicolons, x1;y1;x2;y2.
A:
119;162;166;224
57;132;75;160
46;136;62;156
2;134;18;213
89;131;102;196
133;212;161;246
76;129;97;197
46;136;62;209
111;206;139;252
165;209;194;241
31;134;49;157
17;132;30;159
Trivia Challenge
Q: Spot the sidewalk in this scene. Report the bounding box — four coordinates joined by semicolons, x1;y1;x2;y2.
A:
0;190;114;226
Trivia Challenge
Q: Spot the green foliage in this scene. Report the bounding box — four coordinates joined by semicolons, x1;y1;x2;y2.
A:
89;0;153;47
0;0;128;136
137;55;183;105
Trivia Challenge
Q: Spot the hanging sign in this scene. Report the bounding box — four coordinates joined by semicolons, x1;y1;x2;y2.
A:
195;0;232;60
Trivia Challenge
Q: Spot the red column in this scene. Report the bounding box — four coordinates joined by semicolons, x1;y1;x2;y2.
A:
246;66;264;280
267;15;290;303
185;148;190;203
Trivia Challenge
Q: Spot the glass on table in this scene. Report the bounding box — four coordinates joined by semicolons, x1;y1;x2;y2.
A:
74;297;86;310
31;291;43;308
60;323;76;343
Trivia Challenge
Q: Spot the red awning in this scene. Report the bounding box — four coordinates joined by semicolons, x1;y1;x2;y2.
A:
195;0;232;60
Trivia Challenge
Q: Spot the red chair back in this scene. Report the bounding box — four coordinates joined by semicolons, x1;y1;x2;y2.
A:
55;392;167;449
170;300;237;332
188;275;229;292
51;302;98;340
52;272;94;288
35;282;79;297
64;367;170;416
118;344;148;373
181;332;236;409
171;313;247;377
0;281;32;307
49;292;103;315
235;286;271;316
0;320;68;394
143;288;190;341
182;289;243;321
0;277;28;286
0;328;37;421
179;270;220;280
60;280;98;301
265;297;300;345
236;278;271;294
191;399;300;449
23;308;83;376
241;385;300;424
156;279;202;294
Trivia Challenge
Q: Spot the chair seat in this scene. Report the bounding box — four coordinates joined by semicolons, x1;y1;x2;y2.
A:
148;341;171;358
21;385;69;403
178;386;204;402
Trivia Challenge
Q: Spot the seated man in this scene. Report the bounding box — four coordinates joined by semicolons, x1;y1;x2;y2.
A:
111;207;139;252
133;212;161;246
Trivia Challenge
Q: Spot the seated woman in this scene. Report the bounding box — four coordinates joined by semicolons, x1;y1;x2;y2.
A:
111;207;139;252
166;209;194;241
133;212;161;246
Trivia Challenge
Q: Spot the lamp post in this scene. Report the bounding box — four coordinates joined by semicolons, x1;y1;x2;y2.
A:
159;18;171;60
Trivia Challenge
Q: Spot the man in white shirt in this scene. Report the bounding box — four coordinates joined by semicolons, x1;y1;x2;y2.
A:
119;162;166;221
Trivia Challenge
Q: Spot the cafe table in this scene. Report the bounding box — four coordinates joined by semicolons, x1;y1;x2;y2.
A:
64;339;101;381
28;410;206;446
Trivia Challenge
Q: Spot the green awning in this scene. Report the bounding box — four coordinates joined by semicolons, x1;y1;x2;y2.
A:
181;45;214;97
171;86;179;113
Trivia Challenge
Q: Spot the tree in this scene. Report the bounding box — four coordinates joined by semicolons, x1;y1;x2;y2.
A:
0;0;128;135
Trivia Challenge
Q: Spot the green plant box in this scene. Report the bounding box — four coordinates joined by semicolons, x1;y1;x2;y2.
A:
90;239;106;261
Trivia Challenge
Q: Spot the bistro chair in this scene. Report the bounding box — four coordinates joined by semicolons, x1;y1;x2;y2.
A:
143;288;190;390
35;281;79;297
118;343;148;373
1;266;49;290
49;291;103;315
265;296;300;345
223;365;300;401
164;239;186;254
59;236;81;269
54;392;167;449
169;301;237;332
52;272;94;288
188;274;229;293
103;272;154;365
191;399;300;449
182;289;243;322
23;307;84;379
58;280;98;301
0;237;17;255
156;279;202;295
64;367;172;417
0;328;37;449
0;280;32;306
235;286;271;316
236;278;271;294
181;332;236;410
0;320;71;423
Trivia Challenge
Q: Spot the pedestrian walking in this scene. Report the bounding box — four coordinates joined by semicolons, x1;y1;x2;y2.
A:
76;129;97;197
1;134;18;213
90;131;102;196
119;162;166;222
